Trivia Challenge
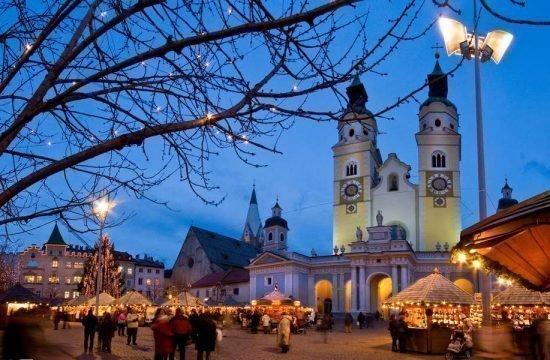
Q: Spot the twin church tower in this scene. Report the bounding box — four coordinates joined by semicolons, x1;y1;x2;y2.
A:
333;57;461;251
241;57;462;253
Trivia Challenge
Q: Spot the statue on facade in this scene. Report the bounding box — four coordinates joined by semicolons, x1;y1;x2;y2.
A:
355;226;363;242
340;245;346;254
435;242;442;251
376;210;383;226
443;242;450;252
333;245;339;255
311;248;318;257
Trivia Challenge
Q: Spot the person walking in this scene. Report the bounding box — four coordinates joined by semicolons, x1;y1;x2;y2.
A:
344;312;354;333
171;308;192;360
277;312;292;353
195;312;217;360
126;307;139;345
397;315;409;353
117;311;126;336
261;313;271;334
357;312;366;330
62;310;71;329
98;312;116;353
152;312;175;360
250;311;260;334
53;309;62;330
82;309;98;354
189;309;200;344
388;314;398;352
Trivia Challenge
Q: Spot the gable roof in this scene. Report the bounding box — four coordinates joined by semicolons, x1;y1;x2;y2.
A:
192;268;249;288
190;226;258;269
46;223;67;246
0;283;42;303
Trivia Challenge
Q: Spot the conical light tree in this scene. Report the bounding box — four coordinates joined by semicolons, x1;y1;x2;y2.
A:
80;235;121;298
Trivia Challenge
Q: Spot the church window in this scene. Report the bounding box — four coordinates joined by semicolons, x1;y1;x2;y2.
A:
268;232;273;241
265;276;273;286
423;123;427;130
435;119;441;127
431;151;446;168
345;161;358;177
348;128;355;137
388;174;399;192
233;288;239;295
363;128;369;136
450;123;455;130
280;233;285;242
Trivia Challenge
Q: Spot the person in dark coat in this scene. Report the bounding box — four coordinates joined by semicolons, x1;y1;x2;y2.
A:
53;309;62;330
189;309;200;344
170;308;192;360
344;313;354;333
62;310;71;329
98;312;116;353
388;314;398;352
195;312;217;360
396;315;409;353
250;311;260;334
357;312;366;329
82;309;98;353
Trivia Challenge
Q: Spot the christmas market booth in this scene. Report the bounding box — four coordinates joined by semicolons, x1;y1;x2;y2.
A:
250;286;309;331
456;191;550;291
82;292;115;315
384;268;477;354
0;283;44;327
114;290;153;325
492;284;550;328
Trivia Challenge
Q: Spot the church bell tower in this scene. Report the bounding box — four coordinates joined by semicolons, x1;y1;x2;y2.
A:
332;76;382;250
416;56;462;250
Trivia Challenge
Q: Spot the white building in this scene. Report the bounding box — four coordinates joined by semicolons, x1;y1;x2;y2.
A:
134;254;165;299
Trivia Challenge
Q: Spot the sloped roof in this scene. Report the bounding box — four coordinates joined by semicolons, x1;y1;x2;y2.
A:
83;292;115;306
191;226;258;269
46;223;67;246
192;268;249;288
115;290;152;305
493;284;550;306
385;268;475;305
175;291;203;306
66;294;91;306
135;256;164;268
0;283;42;303
257;287;295;305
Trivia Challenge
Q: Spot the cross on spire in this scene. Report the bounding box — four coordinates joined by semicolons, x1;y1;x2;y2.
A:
432;42;444;59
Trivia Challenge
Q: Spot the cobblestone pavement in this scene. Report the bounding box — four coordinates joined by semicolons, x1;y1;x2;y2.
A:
5;320;442;360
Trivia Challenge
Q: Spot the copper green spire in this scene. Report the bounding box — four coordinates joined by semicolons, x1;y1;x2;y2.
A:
46;223;67;245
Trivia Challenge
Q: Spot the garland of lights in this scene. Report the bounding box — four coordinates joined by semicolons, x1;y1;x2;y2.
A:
79;236;122;298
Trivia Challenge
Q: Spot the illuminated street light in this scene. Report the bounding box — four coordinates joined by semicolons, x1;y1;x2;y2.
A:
438;2;513;327
92;196;114;320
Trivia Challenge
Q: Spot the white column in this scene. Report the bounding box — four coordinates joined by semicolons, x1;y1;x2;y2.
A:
365;275;371;313
308;274;315;309
359;266;366;312
400;266;409;291
250;272;257;302
351;267;357;311
391;265;399;296
332;273;339;312
293;273;300;301
285;269;293;295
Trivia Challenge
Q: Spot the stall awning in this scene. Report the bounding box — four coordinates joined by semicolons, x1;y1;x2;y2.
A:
384;268;476;306
114;290;152;306
0;283;41;304
458;191;550;292
492;284;550;306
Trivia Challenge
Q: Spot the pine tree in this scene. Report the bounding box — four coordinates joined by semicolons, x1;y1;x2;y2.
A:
80;236;121;298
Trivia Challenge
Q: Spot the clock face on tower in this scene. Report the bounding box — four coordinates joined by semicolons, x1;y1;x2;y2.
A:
340;179;362;203
427;172;453;196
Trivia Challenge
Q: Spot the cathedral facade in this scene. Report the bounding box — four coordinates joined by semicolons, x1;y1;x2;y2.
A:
173;59;478;315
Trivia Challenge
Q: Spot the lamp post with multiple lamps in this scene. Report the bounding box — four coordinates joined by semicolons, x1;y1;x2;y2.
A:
92;197;113;316
438;1;513;325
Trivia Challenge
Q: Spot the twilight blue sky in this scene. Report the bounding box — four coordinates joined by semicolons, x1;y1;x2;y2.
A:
22;1;550;268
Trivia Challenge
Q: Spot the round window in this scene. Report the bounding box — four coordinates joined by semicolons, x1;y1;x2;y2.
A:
363;128;368;136
348;128;355;137
450;123;455;130
187;257;194;268
435;119;441;127
423;123;427;130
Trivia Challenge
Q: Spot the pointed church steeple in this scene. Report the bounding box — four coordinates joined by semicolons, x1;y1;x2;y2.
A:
497;178;518;212
46;223;67;245
241;185;262;248
346;74;369;113
421;53;456;111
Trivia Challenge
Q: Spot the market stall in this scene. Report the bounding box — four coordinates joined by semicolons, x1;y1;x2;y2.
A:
384;268;477;354
250;286;309;331
113;290;153;324
0;283;43;326
456;191;550;291
82;292;115;315
492;284;550;328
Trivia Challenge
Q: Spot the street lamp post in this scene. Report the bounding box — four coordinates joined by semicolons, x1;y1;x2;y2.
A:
93;197;112;317
438;1;513;326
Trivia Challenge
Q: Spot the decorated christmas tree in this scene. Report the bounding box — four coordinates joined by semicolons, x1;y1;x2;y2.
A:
80;235;122;298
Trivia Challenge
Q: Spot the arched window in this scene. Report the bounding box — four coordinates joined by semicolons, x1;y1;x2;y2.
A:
345;161;358;177
280;233;285;242
388;174;399;192
435;119;441;127
268;232;273;241
431;151;446;168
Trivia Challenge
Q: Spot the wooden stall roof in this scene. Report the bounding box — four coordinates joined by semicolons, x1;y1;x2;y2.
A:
493;284;550;306
385;268;476;305
114;290;152;306
83;292;115;306
0;283;42;303
458;191;550;292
